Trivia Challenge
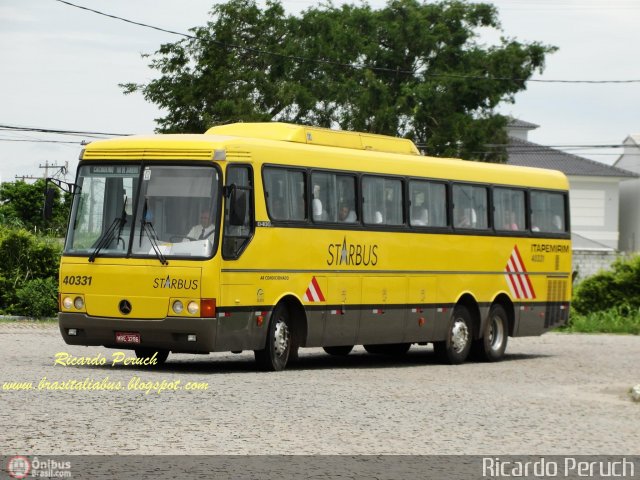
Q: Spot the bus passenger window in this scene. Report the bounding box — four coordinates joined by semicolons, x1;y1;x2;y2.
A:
311;172;357;224
453;184;488;230
363;176;403;226
409;180;446;227
263;167;307;222
530;191;567;234
493;187;525;232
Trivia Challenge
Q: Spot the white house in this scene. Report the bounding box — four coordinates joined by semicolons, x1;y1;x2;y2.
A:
506;119;637;279
613;134;640;252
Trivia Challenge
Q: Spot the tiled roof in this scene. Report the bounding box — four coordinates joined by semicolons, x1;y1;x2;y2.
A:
507;137;637;178
507;118;539;130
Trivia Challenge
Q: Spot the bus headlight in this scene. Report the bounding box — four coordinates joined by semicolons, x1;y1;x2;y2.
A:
187;301;199;315
172;300;184;314
73;296;84;310
63;297;73;310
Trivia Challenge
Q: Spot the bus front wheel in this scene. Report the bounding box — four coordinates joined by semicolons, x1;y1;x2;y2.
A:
134;348;169;365
323;345;354;356
472;304;508;362
254;304;292;371
434;305;472;364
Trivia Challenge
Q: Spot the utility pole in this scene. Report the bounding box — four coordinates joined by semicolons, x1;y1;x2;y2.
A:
14;175;40;182
39;160;68;179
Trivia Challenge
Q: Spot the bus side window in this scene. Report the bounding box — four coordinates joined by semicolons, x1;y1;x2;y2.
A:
530;190;567;234
264;167;306;222
453;184;488;230
223;165;254;259
311;171;358;224
409;180;447;227
363;176;403;226
493;187;525;231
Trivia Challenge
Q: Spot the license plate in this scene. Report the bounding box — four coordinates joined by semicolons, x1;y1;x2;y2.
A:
115;332;141;344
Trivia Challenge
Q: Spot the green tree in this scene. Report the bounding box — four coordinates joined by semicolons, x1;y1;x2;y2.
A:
122;0;555;162
0;179;69;235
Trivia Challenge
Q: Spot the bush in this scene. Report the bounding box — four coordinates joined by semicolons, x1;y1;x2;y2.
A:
15;277;58;318
572;255;640;315
0;227;61;317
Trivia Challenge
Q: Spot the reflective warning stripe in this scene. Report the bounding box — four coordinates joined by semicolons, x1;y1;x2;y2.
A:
504;245;536;300
303;276;325;302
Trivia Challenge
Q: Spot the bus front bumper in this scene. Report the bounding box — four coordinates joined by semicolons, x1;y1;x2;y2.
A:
58;312;217;353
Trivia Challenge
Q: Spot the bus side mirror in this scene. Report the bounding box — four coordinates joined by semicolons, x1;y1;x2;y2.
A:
43;188;56;220
229;190;247;226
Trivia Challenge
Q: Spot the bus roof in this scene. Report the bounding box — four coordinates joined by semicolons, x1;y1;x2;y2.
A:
205;122;421;156
81;123;569;191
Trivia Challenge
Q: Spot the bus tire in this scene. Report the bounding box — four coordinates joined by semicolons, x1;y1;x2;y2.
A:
134;348;169;365
254;304;291;371
323;345;353;356
472;304;508;362
434;305;472;364
364;343;411;355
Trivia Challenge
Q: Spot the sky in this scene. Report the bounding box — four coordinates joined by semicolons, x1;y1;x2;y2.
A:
1;0;640;184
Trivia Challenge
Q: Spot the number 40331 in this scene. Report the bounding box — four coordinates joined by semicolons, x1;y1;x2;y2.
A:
62;275;93;286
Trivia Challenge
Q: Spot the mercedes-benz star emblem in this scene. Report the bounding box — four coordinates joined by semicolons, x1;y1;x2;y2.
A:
119;300;132;315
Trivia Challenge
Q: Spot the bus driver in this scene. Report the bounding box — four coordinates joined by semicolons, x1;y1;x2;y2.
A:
186;210;215;241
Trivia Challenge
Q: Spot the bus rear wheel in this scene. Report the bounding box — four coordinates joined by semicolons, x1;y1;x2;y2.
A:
472;304;508;362
323;345;354;356
134;348;169;365
434;305;472;364
254;304;292;371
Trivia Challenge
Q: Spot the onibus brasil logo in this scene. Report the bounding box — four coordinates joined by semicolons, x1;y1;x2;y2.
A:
6;456;71;479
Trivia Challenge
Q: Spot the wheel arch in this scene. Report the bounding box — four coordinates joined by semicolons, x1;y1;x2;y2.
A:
490;293;516;337
455;292;481;340
274;294;308;348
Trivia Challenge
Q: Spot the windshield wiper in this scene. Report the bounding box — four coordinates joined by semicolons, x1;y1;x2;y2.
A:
89;197;127;262
139;199;168;265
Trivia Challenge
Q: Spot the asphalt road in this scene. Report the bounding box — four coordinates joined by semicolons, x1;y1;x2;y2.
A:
0;322;638;455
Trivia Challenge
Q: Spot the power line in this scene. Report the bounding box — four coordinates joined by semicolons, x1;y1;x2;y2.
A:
0;124;132;137
55;0;640;84
4;122;639;152
0;139;83;144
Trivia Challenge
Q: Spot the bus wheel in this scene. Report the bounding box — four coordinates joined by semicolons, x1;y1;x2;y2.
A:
254;304;291;371
134;348;169;365
323;345;353;356
434;305;472;364
364;343;411;355
472;304;508;362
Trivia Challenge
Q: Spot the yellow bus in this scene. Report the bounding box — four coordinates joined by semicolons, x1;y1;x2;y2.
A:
52;122;571;371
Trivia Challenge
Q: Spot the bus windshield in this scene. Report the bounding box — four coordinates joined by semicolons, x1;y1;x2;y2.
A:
64;164;220;260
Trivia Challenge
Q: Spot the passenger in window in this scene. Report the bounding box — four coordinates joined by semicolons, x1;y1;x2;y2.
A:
531;213;541;232
312;185;324;221
411;206;429;226
186;210;215;241
456;208;475;228
552;214;563;231
503;211;519;230
338;203;357;223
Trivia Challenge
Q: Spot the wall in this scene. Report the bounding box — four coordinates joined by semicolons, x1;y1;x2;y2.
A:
568;177;621;250
572;250;619;283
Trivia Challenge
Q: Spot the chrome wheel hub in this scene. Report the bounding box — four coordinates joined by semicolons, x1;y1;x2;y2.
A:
488;316;505;351
273;320;290;357
451;320;469;353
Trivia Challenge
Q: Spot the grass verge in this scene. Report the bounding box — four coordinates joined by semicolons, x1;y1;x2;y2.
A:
562;306;640;334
